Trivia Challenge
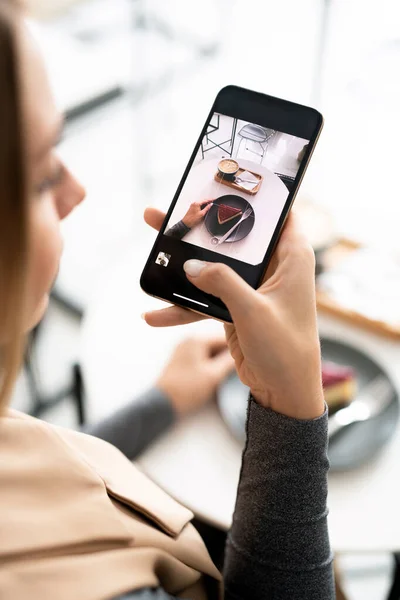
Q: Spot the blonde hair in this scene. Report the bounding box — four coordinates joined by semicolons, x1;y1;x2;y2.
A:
0;1;28;413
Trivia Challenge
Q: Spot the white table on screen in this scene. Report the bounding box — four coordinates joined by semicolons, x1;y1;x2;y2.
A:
81;246;400;554
167;157;289;265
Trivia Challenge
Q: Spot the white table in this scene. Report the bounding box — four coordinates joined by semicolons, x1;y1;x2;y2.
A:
81;245;400;553
167;158;289;265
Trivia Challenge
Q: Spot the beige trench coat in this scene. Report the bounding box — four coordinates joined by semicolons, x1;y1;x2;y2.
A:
0;410;222;600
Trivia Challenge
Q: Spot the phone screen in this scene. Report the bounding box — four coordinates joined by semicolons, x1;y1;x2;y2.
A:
141;87;322;322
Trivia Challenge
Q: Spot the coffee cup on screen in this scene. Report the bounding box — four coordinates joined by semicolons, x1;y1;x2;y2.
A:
218;159;240;181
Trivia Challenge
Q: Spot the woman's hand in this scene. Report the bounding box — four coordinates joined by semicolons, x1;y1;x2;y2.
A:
144;207;324;420
181;200;213;228
157;337;234;416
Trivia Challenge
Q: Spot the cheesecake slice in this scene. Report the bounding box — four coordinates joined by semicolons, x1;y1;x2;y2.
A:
322;361;357;412
217;204;242;225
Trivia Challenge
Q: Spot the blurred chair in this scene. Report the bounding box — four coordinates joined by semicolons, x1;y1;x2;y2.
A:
387;554;400;600
25;321;86;426
236;124;275;163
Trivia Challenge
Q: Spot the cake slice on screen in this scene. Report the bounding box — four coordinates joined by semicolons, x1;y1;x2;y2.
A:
217;204;243;225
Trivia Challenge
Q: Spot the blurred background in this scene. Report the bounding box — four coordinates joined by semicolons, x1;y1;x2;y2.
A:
12;1;400;598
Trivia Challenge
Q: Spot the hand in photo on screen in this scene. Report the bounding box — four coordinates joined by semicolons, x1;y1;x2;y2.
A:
165;199;213;240
182;199;213;228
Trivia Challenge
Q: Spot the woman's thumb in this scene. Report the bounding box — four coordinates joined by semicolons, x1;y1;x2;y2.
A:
183;260;258;319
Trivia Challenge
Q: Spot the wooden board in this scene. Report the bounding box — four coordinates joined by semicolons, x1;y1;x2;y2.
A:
316;238;400;340
214;167;263;195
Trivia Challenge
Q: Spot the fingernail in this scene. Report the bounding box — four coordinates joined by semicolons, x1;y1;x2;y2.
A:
141;313;146;321
184;259;207;277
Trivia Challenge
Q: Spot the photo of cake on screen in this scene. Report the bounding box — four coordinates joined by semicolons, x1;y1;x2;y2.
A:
164;113;309;266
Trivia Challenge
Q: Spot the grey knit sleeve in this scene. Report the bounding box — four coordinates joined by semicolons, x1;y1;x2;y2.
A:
85;388;176;460
223;398;335;599
164;220;191;240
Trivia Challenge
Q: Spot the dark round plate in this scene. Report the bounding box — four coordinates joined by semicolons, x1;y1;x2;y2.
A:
204;194;255;243
217;337;399;471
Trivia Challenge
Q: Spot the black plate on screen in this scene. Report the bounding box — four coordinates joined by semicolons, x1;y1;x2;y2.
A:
217;337;399;471
204;195;255;243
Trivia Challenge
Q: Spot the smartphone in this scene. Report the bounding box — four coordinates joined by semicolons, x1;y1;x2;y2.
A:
141;85;323;323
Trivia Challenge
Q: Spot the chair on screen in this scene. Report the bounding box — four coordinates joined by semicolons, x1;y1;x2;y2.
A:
236;124;275;163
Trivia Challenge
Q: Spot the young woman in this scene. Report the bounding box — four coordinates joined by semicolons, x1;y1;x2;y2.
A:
0;2;334;598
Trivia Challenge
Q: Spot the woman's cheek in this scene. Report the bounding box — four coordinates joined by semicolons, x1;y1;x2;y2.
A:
27;196;63;309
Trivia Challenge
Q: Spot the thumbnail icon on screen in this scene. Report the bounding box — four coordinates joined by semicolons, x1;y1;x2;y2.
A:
155;252;171;267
